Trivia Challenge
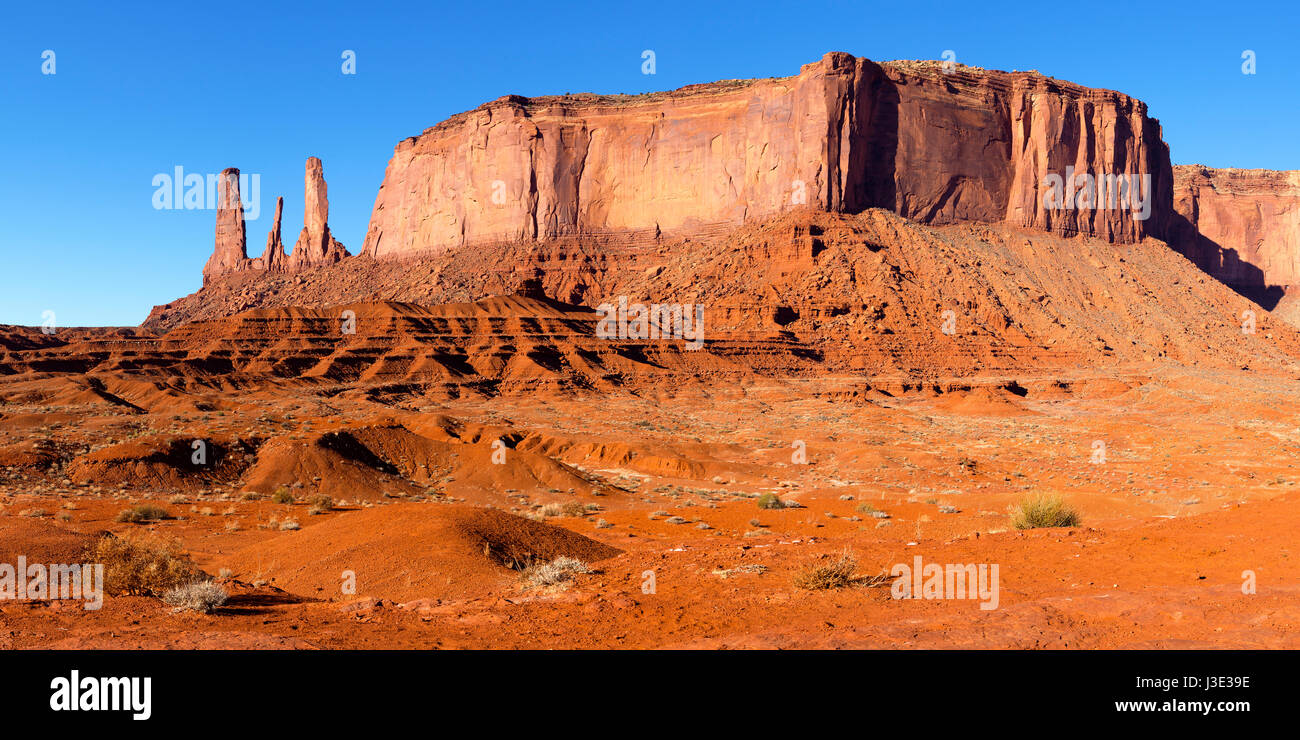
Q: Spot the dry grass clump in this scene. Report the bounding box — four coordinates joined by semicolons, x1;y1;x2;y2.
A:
793;551;857;590
91;532;202;596
162;581;228;613
521;556;591;588
1011;494;1080;529
115;504;171;523
537;501;588;518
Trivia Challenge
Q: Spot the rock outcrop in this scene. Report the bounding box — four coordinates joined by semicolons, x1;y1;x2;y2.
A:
288;157;348;270
255;196;287;272
202;168;248;285
197;53;1300;319
361;52;1174;259
1169;165;1300;305
202;158;348;281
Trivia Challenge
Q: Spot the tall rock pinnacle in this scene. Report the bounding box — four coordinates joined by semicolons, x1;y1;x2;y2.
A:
289;157;348;269
258;196;286;271
202;168;247;285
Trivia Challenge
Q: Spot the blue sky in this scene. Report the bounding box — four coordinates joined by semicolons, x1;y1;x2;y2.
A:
1;0;1296;325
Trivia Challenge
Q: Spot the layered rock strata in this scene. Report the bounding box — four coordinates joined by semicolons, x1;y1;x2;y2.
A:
360;52;1174;259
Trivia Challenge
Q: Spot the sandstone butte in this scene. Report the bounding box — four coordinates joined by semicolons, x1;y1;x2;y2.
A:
197;51;1299;316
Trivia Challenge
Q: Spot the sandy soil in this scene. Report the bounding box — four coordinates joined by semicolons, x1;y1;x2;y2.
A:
2;367;1296;649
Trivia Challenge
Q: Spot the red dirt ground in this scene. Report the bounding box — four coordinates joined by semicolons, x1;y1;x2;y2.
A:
2;212;1298;648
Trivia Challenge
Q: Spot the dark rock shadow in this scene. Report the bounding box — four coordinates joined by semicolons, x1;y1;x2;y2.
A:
1164;213;1284;310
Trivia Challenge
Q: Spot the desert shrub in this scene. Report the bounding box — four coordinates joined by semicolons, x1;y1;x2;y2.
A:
793;551;857;590
307;494;334;515
756;493;785;510
115;504;171;523
278;518;300;531
162;581;228;613
91;532;201;596
1011;494;1080;529
522;556;591;588
537;501;588;518
271;487;295;505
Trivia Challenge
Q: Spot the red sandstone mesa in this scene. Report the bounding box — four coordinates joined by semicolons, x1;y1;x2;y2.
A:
360;52;1173;260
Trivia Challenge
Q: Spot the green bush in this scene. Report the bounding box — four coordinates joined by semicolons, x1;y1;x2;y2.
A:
1011;494;1080;529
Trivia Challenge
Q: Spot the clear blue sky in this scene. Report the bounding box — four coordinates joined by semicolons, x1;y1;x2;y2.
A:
2;0;1296;326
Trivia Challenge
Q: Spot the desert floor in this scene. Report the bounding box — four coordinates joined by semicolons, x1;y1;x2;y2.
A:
3;365;1297;649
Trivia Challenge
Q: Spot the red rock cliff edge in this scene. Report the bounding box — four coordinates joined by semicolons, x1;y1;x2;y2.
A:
360;52;1175;259
1169;165;1300;300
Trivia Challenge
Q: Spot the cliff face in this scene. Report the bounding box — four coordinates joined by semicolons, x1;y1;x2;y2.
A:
361;52;1174;259
1169;165;1300;302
